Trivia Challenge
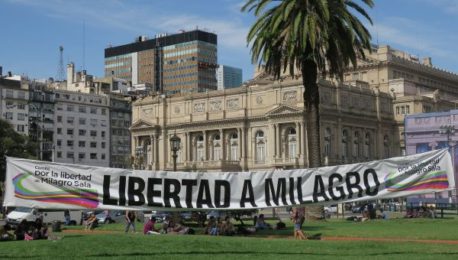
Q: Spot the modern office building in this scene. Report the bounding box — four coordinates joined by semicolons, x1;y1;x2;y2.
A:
130;75;397;171
216;65;242;90
104;30;218;95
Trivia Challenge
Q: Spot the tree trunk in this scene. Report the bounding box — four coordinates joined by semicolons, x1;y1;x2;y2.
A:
301;59;324;219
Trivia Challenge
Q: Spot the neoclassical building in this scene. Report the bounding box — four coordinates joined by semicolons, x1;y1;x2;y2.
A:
130;75;398;172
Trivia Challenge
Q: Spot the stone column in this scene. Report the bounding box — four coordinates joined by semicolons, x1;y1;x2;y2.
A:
220;129;225;161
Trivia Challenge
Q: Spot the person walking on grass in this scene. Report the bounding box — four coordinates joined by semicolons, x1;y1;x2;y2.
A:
125;210;136;233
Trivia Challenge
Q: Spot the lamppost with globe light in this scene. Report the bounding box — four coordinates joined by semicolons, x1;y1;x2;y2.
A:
170;133;181;172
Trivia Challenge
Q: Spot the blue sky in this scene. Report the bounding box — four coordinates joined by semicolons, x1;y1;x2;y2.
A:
0;0;457;81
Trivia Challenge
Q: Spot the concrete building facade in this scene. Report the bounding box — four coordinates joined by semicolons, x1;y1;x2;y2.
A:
53;90;110;167
0;78;30;135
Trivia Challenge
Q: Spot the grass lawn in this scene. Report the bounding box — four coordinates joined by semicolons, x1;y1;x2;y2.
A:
1;218;457;259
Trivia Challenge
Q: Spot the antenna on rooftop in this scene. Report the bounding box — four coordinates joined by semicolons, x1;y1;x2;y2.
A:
57;45;65;81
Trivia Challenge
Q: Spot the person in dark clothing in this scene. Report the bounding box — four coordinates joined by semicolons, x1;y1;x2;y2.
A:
125;211;136;233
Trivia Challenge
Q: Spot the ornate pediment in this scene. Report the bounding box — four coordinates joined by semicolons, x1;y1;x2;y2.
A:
130;119;154;129
265;105;302;117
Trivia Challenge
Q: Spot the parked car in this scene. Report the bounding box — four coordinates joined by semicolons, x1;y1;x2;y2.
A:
96;211;124;224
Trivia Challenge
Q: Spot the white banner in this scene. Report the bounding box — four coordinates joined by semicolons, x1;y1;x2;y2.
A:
3;149;455;210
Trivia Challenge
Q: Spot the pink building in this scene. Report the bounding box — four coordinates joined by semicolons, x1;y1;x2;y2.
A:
405;110;458;203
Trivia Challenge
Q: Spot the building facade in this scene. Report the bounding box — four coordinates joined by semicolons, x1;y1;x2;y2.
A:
0;78;30;135
105;30;218;95
216;65;243;90
29;82;55;161
345;45;458;154
109;94;132;168
405;111;458;203
130;76;397;171
53;90;110;167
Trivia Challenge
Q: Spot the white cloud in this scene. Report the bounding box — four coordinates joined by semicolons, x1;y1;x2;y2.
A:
369;16;458;63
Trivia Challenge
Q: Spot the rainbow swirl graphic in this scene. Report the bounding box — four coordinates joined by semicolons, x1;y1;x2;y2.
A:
385;170;449;192
13;173;99;208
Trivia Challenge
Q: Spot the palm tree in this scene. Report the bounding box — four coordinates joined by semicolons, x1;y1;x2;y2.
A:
242;0;373;217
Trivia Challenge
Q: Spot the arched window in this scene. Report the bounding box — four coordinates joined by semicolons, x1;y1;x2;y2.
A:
229;133;238;161
353;131;360;158
196;135;204;161
383;135;390;158
255;131;266;163
342;130;348;161
364;132;371;158
212;134;221;161
324;128;331;156
287;128;297;161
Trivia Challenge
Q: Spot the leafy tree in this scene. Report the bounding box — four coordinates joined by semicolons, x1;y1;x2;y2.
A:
242;0;373;217
0;118;37;182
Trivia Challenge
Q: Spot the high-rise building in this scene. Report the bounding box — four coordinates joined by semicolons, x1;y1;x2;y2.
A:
105;30;218;95
216;65;242;90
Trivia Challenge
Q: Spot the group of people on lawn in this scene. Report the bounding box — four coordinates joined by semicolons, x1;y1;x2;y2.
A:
1;218;48;241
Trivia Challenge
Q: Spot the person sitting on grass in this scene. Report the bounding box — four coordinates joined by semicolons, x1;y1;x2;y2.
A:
205;216;217;235
0;224;14;241
15;219;28;240
220;216;235;236
255;214;271;230
143;217;160;235
85;213;98;231
292;211;306;240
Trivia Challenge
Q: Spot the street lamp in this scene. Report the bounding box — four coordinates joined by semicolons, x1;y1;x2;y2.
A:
439;125;456;204
170;133;181;171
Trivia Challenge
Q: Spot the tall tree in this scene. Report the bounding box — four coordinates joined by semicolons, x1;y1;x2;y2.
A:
0;119;36;182
243;0;373;217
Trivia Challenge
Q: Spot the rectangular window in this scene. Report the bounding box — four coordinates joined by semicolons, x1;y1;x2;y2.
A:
67;117;74;124
90;142;97;148
101;142;106;149
16;125;25;132
67;105;74;112
101;154;106;160
67;152;74;159
78;153;85;159
101;109;106;115
57;116;62;122
90;107;97;114
17;113;26;121
57;152;62;158
79;129;86;136
57;128;62;134
57;140;62;146
90;119;97;126
90;153;97;159
90;130;97;137
101;131;106;138
78;141;85;147
17;103;26;110
67;140;74;147
79;106;86;113
4;112;13;120
79;118;86;125
67;129;74;135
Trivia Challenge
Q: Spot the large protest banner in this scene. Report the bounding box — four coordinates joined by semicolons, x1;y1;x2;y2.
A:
3;149;455;210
